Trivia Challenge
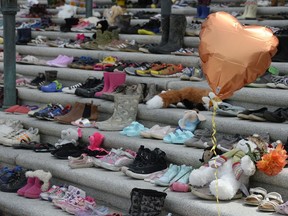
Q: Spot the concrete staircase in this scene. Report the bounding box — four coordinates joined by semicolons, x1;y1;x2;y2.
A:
0;3;288;216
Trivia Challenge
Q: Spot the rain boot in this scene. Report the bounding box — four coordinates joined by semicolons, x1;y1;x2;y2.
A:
148;15;170;53
95;72;126;97
129;188;167;216
96;94;140;131
16;28;32;45
95;72;110;97
24;170;52;199
245;2;257;19
237;4;249;19
195;5;202;18
156;14;187;54
199;5;210;19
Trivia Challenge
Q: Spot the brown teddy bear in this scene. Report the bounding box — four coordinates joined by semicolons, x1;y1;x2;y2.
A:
103;5;124;27
146;87;210;110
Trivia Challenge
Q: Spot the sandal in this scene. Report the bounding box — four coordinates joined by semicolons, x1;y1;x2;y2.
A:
33;142;56;152
258;192;284;212
244;187;267;206
71;118;97;128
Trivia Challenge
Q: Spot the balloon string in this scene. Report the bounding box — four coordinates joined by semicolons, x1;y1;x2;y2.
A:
211;103;221;216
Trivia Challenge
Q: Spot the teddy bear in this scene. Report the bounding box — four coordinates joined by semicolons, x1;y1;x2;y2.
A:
189;134;268;200
103;5;124;27
146;87;210;110
55;128;81;147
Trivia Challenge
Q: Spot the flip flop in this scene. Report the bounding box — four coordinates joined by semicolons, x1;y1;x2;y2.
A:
71;118;97;128
33;142;56;152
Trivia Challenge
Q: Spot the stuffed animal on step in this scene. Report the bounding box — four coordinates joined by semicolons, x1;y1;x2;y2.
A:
146;87;210;110
189;134;268;200
103;5;124;27
55;128;80;146
57;4;77;19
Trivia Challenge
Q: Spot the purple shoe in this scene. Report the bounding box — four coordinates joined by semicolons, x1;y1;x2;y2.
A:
47;55;74;67
41;80;63;92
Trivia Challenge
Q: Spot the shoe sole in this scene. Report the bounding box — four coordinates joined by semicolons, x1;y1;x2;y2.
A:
100;162;121;171
248;114;267;122
125;169;157;180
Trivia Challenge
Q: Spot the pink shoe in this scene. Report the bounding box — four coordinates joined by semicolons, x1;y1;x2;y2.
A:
17;171;35;196
24;170;52;199
169;182;191;192
65;196;96;215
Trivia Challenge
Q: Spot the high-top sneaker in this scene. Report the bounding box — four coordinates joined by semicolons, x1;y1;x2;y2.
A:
75;77;103;97
125;147;167;179
26;73;46;89
0;168;27;193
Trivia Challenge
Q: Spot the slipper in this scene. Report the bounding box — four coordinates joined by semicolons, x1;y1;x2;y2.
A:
216;102;246;117
17;55;47;65
71;118;97;128
33;142;56;152
258;192;284;212
244;187;267;206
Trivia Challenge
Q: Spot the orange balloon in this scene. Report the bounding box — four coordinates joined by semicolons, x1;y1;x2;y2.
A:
199;12;279;100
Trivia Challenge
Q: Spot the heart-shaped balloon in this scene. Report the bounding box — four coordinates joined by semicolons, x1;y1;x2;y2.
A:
199;12;278;100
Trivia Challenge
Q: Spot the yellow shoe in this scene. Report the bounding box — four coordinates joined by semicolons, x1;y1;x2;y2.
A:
137;29;155;35
0;37;4;44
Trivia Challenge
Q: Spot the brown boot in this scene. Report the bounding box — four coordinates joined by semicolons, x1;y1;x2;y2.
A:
81;103;98;121
55;102;85;124
278;0;285;5
271;0;278;6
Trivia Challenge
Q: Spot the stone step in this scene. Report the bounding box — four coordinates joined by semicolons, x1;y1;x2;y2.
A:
0;144;270;216
15;88;288;142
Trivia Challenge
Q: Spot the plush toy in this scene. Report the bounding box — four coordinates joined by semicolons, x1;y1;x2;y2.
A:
190;134;268;200
57;4;77;19
55;128;80;146
103;5;124;27
146;87;210;110
178;110;206;132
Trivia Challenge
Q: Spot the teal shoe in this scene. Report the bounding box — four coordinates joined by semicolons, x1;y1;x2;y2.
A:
155;164;180;187
170;165;193;184
119;121;147;137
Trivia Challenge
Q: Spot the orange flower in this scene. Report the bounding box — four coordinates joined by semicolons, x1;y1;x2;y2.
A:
256;144;287;176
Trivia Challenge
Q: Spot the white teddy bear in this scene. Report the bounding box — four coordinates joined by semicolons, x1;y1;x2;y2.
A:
189;135;267;200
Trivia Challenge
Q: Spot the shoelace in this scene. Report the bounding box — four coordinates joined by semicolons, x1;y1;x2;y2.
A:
68;83;82;90
271;75;288;84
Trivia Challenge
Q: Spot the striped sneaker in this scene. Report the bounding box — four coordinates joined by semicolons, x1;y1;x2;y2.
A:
3;127;40;147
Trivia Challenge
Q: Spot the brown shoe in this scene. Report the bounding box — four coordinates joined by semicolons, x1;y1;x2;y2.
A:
55;102;85;124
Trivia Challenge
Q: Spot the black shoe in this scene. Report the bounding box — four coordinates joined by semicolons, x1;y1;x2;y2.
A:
128;147;167;174
0;170;27;192
75;78;104;98
26;73;46;89
53;143;83;159
263;108;288;123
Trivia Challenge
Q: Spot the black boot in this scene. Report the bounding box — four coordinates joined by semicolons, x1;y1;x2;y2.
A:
129;188;167;216
272;29;288;62
148;15;170;53
16;28;32;45
156;14;187;54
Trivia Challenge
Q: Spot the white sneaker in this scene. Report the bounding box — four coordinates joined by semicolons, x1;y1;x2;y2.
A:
62;83;83;94
3;127;40;147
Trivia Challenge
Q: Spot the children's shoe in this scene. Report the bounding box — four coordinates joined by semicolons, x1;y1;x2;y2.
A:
48;186;68;201
154;164;180;187
41;80;63;92
65;196;96;215
40;185;60;200
68;154;94;169
26;72;46;89
4;127;40;147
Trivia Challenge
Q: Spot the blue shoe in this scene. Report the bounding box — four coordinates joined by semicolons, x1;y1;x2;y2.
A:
178;110;206;132
199;6;210;19
195;5;202;18
155;164;180;187
170;165;193;184
41;80;63;92
120;122;148;137
0;166;22;184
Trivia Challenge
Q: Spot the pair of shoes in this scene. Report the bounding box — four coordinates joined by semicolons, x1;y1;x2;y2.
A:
245;187;284;212
150;64;183;78
52;143;84;159
237;107;268;121
95;72;126;97
93;148;137;171
41;80;63;92
163;129;194;144
68;154;94;169
154;164;192;188
263;107;288;123
46;55;74;67
2;127;40;147
4;104;39;114
120;121;148;137
0;166;26;192
180;67;204;81
74;77;104;98
40;185;68;201
33;104;70;120
55;102;98;124
140;125;174;139
124;145;167;179
247;66;279;88
17;170;52;199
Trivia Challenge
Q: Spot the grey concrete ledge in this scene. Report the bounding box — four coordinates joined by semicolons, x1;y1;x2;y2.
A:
15;88;288;142
0;145;280;216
